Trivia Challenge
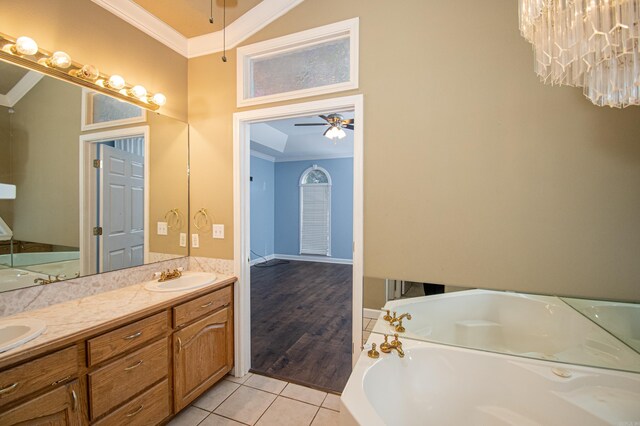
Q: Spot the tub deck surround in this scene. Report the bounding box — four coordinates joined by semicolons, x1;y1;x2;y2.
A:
372;289;640;373
0;273;236;369
341;338;640;426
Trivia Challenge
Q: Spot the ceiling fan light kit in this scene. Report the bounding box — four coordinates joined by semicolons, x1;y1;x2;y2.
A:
294;113;354;140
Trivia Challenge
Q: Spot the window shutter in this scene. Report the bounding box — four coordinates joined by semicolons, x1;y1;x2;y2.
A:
300;185;330;256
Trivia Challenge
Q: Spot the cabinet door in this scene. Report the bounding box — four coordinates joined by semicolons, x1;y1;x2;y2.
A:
0;380;85;425
173;306;233;411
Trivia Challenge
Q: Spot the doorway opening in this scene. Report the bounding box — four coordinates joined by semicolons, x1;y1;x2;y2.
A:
249;111;355;392
79;126;149;276
233;95;364;393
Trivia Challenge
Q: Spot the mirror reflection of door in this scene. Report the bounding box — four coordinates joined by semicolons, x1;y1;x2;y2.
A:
95;137;144;272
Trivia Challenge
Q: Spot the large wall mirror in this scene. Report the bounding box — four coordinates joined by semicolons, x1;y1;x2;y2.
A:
0;59;188;293
362;278;640;374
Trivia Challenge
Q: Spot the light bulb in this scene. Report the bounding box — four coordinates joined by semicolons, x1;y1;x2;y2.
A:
108;75;126;90
49;51;71;69
77;64;100;81
130;85;147;98
151;93;167;106
324;126;341;140
14;36;38;55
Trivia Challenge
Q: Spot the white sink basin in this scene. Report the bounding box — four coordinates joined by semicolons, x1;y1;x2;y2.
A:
144;272;217;292
0;318;46;353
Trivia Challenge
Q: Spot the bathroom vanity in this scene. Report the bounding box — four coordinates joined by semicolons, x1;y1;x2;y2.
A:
0;274;235;425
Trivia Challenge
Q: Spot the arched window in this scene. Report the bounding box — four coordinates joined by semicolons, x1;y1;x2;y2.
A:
299;165;332;256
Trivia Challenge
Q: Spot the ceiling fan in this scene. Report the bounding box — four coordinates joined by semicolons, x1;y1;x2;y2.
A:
294;113;354;140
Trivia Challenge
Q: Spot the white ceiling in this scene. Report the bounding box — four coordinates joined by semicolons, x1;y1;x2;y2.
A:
250;112;354;162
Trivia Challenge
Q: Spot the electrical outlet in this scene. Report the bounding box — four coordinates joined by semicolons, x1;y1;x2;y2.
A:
179;233;187;247
157;221;168;235
191;233;200;248
213;224;225;239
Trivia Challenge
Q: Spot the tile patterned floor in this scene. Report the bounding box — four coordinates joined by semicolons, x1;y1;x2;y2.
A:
362;317;378;344
169;373;340;426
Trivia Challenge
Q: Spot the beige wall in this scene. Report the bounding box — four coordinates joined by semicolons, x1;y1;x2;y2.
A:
147;113;189;256
10;77;81;247
363;277;386;310
0;106;12;226
1;0;187;121
189;0;640;301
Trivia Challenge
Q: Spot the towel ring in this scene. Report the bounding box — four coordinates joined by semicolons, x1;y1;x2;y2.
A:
164;208;183;230
193;208;211;231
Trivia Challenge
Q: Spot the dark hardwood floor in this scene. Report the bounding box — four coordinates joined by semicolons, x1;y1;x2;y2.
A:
250;260;352;393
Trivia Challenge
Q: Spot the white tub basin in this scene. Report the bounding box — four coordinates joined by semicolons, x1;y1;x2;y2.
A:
373;290;640;372
144;272;216;292
341;340;640;426
0;318;46;353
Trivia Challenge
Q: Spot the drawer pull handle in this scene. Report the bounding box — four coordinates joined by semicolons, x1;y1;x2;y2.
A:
51;375;71;386
0;382;18;395
71;389;78;412
177;337;182;353
123;331;143;340
126;405;144;417
200;301;213;308
124;360;143;371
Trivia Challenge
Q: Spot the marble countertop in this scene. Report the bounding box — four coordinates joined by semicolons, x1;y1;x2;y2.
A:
0;273;236;369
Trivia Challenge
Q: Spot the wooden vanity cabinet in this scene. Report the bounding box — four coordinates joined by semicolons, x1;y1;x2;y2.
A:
173;305;233;411
0;379;85;425
0;280;235;426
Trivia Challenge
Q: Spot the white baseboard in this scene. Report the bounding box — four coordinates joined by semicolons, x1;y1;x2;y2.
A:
274;254;353;265
249;254;275;266
363;308;381;319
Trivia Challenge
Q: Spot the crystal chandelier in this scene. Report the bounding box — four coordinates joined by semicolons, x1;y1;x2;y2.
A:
518;0;640;108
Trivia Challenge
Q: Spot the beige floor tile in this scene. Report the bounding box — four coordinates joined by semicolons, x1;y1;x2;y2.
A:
362;330;371;344
168;406;209;426
193;380;240;412
255;396;318;426
365;319;376;331
361;318;371;331
311;408;340;426
244;374;287;394
199;413;245;426
225;372;253;384
214;386;276;425
321;394;340;412
281;383;327;406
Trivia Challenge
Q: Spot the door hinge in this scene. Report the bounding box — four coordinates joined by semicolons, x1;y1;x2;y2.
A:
93;227;103;236
93;159;102;169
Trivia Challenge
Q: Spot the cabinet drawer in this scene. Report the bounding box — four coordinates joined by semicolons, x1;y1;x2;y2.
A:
0;345;78;407
89;338;168;419
93;379;170;426
87;311;169;366
174;285;232;327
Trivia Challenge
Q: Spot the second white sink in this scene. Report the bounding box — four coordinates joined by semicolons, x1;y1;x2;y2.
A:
144;272;217;292
0;318;47;353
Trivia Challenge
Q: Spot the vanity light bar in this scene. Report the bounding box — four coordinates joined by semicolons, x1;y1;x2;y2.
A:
0;33;166;110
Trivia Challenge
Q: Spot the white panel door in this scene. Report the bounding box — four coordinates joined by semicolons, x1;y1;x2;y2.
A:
99;144;144;272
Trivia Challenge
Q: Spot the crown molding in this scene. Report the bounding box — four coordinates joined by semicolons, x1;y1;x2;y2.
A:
250;150;276;162
92;0;305;59
91;0;188;56
187;0;305;58
0;71;44;108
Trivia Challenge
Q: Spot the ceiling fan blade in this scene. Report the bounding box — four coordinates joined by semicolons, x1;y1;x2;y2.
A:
344;124;354;130
294;123;329;126
319;115;330;122
342;119;355;124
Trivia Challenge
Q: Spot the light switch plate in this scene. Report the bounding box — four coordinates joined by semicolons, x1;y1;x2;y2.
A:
191;233;200;248
213;224;225;239
157;221;168;235
179;233;187;247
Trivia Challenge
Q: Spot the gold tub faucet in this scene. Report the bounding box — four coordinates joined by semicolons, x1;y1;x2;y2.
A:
379;334;405;358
